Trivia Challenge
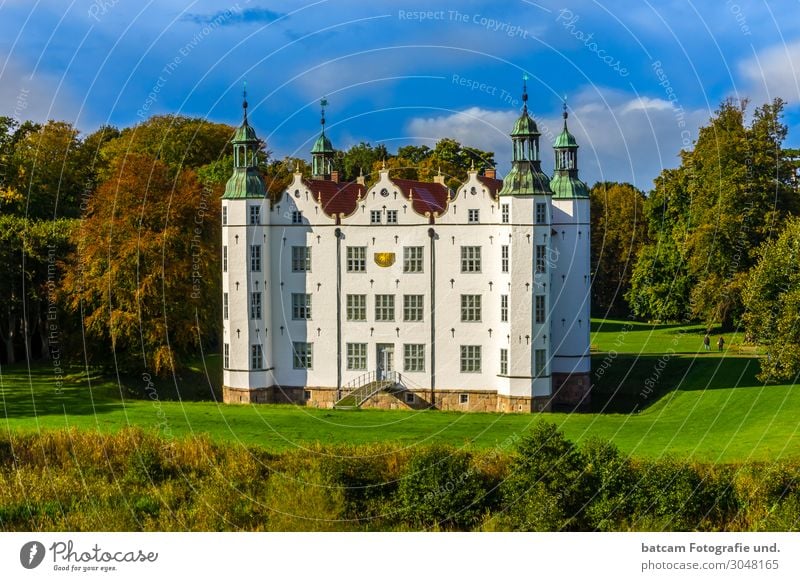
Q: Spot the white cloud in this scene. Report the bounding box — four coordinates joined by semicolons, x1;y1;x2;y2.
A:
0;54;80;126
738;40;800;106
404;87;711;191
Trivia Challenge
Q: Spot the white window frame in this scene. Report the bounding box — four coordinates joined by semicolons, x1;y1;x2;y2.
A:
370;210;382;224
460;246;481;273
292;342;313;369
291;246;311;272
223;292;229;320
346;294;367;321
291;293;312;320
347;343;368;370
249;205;261;225
501;203;509;224
460;345;481;373
223;343;230;368
403;246;423;273
535;348;547;376
250;291;262;320
535;202;547;225
291;210;303;224
223;246;227;273
501;294;508;322
250;244;261;272
535;295;546;324
501;245;509;273
347;246;367;273
460;294;482;322
535;244;547;274
500;348;508;375
251;344;263;370
386;209;398;224
468;208;479;223
375;294;395;321
403;294;424;322
403;343;425;372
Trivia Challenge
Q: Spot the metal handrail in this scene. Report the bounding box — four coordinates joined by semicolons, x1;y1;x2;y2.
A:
335;370;400;408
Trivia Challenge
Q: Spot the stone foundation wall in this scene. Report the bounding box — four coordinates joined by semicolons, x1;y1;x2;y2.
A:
551;372;591;410
224;384;553;413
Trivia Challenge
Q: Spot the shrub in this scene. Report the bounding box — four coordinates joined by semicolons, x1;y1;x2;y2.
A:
397;445;486;530
499;422;588;531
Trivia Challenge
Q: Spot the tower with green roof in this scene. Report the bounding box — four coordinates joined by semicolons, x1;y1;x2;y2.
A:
496;75;554;406
549;100;591;409
221;86;274;403
311;98;334;180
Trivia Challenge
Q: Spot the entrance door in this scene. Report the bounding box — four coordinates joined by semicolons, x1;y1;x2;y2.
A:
376;344;394;380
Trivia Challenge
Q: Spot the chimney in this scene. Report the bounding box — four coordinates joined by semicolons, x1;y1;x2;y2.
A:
330;170;339;183
484;167;496;179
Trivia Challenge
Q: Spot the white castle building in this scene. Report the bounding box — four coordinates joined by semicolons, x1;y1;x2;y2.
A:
221;82;591;412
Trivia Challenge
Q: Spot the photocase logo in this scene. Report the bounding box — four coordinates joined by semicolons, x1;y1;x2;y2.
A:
20;541;46;569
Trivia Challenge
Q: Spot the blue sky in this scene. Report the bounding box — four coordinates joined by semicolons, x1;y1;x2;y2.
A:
2;0;799;189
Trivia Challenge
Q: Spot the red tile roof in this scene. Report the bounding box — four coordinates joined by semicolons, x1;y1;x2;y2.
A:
392;178;450;217
477;175;504;199
303;178;364;218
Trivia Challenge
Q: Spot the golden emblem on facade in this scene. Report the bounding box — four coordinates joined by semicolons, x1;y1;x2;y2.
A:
374;252;395;267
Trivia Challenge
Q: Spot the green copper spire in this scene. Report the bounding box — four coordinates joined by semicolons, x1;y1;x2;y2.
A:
499;73;551;196
311;97;334;179
223;83;267;199
551;98;588;198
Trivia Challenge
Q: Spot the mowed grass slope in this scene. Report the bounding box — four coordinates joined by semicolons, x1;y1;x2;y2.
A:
1;319;798;462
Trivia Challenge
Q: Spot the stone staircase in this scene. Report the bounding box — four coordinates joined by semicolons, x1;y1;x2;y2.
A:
334;371;399;409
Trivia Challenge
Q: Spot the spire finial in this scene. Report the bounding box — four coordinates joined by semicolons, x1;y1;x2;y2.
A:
563;95;568;122
242;80;249;124
522;73;529;113
470;158;475;171
320;97;328;134
382;159;386;170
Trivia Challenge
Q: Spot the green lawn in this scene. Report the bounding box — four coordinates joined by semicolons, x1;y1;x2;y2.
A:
1;319;797;462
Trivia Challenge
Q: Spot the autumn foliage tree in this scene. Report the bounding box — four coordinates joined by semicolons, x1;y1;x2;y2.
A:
62;154;221;375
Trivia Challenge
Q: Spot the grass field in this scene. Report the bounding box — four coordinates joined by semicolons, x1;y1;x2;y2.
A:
1;319;797;462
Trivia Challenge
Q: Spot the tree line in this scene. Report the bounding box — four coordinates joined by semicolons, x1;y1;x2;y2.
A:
0;114;492;377
1;98;797;382
590;98;800;383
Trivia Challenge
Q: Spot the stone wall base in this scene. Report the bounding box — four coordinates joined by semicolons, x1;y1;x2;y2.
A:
224;385;553;413
551;372;592;410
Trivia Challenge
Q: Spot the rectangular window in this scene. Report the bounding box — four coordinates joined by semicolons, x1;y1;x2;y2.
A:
501;294;508;322
223;246;227;273
292;342;313;369
468;208;480;223
291;210;303;224
535;202;547;225
347;246;367;272
386;210;398;224
223;292;229;320
403;344;425;372
535;295;546;324
501;203;509;224
291;246;311;272
250;292;261;320
347;343;367;370
460;294;482;322
405;392;415;404
222;206;227;226
251;344;263;370
535;349;547;376
346;294;367;321
223;343;229;368
370;210;382;224
460;345;481;373
403;246;423;273
501;245;509;273
403;295;424;322
460;246;481;273
500;348;508;375
291;293;312;320
250;244;261;272
459;393;469;404
535;245;547;274
375;294;395;321
249;205;261;225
